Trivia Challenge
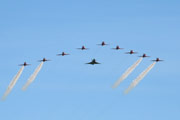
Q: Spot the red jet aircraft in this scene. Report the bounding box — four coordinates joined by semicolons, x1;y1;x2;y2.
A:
112;45;124;50
57;52;70;56
77;46;89;50
152;58;163;62
125;50;138;54
97;41;108;46
19;62;30;66
38;58;51;62
139;54;150;58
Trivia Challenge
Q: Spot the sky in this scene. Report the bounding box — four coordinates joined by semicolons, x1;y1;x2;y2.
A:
0;0;180;120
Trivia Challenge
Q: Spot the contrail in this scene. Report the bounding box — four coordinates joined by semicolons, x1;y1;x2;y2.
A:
22;62;44;91
112;57;143;88
124;62;156;94
2;66;24;100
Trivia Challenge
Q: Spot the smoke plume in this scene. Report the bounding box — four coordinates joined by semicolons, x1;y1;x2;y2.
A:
112;57;143;88
2;66;24;100
22;62;44;91
124;62;156;94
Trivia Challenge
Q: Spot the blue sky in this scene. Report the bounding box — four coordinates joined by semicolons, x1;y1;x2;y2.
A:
0;0;179;120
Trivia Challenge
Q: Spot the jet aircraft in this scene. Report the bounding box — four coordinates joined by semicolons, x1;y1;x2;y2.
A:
125;50;138;54
152;58;163;62
38;58;51;62
112;45;123;50
19;62;30;66
139;54;150;58
97;41;108;46
77;46;89;50
57;52;70;56
86;59;100;65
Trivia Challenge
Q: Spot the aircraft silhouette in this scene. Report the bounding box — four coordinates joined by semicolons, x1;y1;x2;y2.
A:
152;58;163;62
38;58;51;62
57;52;70;56
19;62;30;66
86;59;100;65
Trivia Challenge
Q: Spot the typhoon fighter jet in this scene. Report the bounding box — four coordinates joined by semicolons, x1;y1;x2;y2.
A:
57;52;70;56
139;54;150;58
19;62;31;66
125;50;138;54
38;58;51;62
86;59;100;65
112;45;124;50
77;46;89;50
152;58;163;62
97;41;108;46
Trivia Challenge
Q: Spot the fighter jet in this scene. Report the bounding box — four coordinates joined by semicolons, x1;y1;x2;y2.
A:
125;50;138;54
86;59;100;65
139;54;150;58
57;52;70;56
38;58;51;62
152;58;163;62
112;45;124;50
97;41;108;46
19;62;30;66
77;46;89;50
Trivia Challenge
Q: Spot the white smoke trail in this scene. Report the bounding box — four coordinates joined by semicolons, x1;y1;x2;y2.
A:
22;62;44;91
124;62;156;94
2;66;24;100
112;57;143;88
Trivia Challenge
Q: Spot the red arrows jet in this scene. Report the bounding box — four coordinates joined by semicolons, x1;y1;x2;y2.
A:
77;46;89;50
57;52;70;56
139;54;150;58
125;50;138;54
97;41;108;46
19;62;30;66
152;58;163;62
38;58;51;62
112;45;124;50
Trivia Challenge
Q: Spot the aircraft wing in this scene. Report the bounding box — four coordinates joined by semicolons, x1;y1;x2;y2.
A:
18;64;30;66
86;62;93;64
18;64;24;66
125;52;130;54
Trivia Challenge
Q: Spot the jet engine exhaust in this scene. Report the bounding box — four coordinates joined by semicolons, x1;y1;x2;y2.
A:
2;66;24;100
22;62;44;91
124;62;156;94
112;57;143;88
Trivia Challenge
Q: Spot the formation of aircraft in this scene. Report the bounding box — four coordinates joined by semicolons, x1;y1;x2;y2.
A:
17;41;163;66
0;41;163;101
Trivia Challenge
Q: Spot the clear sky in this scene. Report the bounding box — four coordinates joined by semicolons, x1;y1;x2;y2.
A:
0;0;179;120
